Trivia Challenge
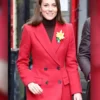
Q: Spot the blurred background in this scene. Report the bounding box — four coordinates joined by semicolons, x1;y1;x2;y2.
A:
0;0;8;100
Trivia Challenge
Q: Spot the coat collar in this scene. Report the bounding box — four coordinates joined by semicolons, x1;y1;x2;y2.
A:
34;22;64;66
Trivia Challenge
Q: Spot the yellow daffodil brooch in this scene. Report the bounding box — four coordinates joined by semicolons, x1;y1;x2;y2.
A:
56;30;65;43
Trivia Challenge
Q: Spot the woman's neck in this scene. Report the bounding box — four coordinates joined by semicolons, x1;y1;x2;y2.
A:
42;17;56;27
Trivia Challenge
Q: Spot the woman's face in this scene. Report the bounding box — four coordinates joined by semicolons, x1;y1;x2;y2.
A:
40;0;58;20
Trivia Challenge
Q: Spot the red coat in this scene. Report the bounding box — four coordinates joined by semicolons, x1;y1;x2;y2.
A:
17;22;82;100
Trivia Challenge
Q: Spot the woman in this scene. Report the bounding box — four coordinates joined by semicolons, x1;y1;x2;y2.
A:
17;0;82;100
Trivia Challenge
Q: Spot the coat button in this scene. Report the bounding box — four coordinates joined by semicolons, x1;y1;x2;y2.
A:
58;80;62;84
57;66;60;70
45;81;49;85
44;67;48;71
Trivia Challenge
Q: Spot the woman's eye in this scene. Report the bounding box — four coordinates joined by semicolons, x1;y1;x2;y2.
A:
44;5;48;7
53;4;57;7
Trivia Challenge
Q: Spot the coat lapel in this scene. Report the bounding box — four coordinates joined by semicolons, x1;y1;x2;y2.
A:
34;23;61;66
52;22;64;53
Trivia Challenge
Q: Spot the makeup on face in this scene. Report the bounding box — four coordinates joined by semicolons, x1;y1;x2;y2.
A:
40;0;58;20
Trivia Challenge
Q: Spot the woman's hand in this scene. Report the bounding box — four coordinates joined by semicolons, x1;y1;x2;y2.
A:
73;93;82;100
28;82;43;95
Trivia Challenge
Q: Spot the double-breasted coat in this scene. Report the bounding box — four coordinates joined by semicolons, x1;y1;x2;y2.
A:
17;22;82;100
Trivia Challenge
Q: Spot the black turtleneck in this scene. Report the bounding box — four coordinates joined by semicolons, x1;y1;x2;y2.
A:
42;17;56;42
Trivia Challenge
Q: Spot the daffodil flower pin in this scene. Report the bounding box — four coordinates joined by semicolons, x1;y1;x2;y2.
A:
56;30;65;43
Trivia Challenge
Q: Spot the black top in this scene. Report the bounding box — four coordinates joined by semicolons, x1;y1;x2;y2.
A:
42;17;56;42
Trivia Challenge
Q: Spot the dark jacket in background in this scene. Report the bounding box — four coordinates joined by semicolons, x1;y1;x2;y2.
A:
77;18;90;80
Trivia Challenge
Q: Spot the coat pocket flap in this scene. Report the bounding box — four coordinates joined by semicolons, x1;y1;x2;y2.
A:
63;77;69;85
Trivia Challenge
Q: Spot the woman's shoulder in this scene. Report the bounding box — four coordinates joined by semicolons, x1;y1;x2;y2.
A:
57;21;73;29
22;24;35;29
21;24;37;32
63;22;73;28
58;22;73;31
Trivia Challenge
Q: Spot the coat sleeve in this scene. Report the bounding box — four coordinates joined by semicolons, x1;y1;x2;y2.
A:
17;25;34;86
77;18;90;80
65;24;82;95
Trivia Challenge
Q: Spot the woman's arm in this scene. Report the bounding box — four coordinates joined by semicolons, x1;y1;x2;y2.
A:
17;25;34;86
65;24;82;95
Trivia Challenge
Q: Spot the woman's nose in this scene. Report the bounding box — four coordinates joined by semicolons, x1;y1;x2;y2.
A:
48;6;53;11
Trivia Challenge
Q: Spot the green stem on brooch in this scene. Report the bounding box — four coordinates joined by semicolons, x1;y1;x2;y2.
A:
56;30;65;43
56;37;60;43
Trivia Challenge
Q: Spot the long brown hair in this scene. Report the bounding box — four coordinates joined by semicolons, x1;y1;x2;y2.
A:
26;0;66;26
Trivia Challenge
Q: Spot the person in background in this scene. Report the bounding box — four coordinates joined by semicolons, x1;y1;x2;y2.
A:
77;18;90;100
17;0;82;100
